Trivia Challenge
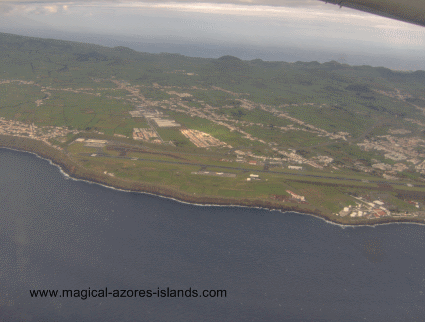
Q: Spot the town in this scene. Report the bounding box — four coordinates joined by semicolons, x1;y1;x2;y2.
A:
1;75;424;223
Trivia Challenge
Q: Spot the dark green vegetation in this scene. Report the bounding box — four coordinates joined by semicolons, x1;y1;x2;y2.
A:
1;32;424;224
1;33;424;139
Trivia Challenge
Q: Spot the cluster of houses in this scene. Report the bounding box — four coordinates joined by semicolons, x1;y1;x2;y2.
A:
338;197;390;219
336;196;425;220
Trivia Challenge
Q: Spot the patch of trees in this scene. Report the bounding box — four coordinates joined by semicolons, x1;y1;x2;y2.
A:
75;51;108;62
230;108;246;119
345;84;371;93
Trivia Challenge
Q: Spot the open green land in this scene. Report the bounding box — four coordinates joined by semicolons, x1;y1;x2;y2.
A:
1;32;425;225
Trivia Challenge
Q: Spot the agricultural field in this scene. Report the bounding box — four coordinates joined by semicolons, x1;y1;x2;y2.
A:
1;32;425;223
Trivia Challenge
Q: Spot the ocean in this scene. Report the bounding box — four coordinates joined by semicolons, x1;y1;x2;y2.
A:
1;148;424;321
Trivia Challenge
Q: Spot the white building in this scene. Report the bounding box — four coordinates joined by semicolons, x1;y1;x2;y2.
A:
288;166;303;170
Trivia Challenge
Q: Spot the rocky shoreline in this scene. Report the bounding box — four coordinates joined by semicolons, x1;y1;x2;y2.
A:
1;134;424;227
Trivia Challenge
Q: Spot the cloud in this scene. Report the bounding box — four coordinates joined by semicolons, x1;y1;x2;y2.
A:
0;3;13;14
2;2;72;15
3;1;421;33
2;0;423;49
43;5;58;13
42;1;395;27
11;1;356;19
0;0;346;21
0;0;327;10
0;0;420;28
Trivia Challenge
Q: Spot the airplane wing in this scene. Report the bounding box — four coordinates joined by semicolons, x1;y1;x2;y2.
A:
319;0;425;27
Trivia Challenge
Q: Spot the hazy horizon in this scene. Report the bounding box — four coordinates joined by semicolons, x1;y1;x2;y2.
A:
1;1;424;71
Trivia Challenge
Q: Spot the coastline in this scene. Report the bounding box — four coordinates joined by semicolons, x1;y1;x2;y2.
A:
1;134;424;227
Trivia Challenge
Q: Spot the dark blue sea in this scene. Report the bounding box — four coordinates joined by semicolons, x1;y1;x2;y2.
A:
1;148;424;322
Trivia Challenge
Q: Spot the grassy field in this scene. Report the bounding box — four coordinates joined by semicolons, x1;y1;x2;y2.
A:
1;32;424;223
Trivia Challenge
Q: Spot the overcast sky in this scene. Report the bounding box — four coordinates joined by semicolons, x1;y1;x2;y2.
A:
1;1;424;70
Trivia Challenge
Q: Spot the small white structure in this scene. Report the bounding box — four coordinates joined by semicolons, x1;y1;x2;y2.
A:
250;174;259;178
129;110;145;117
286;190;305;201
373;200;384;205
153;118;180;127
288;166;303;170
85;139;107;148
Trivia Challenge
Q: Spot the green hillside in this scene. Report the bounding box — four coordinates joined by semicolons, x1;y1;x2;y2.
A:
1;32;424;224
